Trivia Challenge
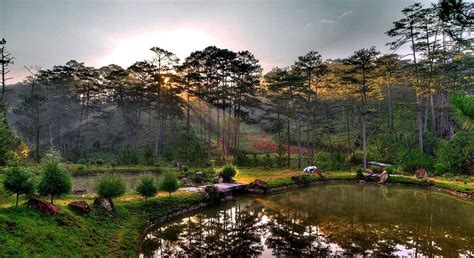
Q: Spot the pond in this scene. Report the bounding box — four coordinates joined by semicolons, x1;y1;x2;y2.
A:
71;172;162;195
139;184;474;257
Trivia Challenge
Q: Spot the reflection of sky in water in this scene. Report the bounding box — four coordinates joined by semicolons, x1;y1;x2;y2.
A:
140;184;474;257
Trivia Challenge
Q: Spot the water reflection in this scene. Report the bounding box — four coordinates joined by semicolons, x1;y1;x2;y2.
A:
140;184;474;257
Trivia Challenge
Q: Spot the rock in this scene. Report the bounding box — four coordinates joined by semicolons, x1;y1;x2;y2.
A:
249;179;269;190
378;171;389;184
194;172;205;183
68;200;91;214
182;178;194;187
214;174;224;184
204;185;218;200
93;197;115;213
26;199;61;215
415;168;427;179
71;189;87;195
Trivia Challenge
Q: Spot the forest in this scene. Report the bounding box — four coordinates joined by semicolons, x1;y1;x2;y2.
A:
1;1;472;176
0;0;473;257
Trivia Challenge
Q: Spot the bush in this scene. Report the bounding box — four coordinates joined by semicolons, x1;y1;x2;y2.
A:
95;175;126;199
159;172;180;196
136;175;158;204
329;151;346;171
442;172;455;179
262;153;274;169
251;154;261;167
142;148;155;165
38;154;72;205
182;165;189;173
385;166;396;174
234;150;249;167
400;149;434;173
3;166;35;207
436;131;474;175
174;134;207;166
434;163;446;175
221;164;237;182
355;166;364;179
118;146;142;165
95;159;104;165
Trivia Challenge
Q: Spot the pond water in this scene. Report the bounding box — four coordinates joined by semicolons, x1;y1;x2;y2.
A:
140;184;474;257
71;172;162;195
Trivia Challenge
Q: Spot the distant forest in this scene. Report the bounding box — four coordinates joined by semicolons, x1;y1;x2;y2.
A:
1;1;473;174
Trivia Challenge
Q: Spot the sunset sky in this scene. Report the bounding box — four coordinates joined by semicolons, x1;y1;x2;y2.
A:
1;0;436;83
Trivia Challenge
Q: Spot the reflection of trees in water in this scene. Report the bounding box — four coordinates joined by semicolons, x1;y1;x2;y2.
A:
265;208;329;256
142;202;265;256
141;185;474;257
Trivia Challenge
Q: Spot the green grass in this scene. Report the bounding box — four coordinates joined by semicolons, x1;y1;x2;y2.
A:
0;192;204;256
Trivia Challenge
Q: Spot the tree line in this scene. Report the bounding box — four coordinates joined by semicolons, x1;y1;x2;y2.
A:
0;0;472;173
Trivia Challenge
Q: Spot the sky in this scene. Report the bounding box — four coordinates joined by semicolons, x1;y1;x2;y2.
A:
1;0;437;83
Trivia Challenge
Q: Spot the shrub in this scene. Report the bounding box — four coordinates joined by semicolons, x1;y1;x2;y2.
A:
182;165;189;173
436;131;474;175
95;175;126;199
38;155;72;205
434;163;446;175
3;166;35;207
329;151;346;171
385;166;396;174
251;154;261;167
221;164;237;182
95;159;104;165
355;166;364;179
136;175;158;204
234;150;251;167
118;146;142;165
262;153;274;169
400;149;434;173
442;172;454;179
159;172;180;196
142;148;155;165
174;134;207;166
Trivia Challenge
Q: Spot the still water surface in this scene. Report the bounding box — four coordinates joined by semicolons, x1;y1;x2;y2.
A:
140;184;474;257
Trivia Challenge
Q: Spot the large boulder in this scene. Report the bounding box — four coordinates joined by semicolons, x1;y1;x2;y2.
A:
26;199;61;215
68;200;91;214
93;197;115;213
182;178;194;187
249;179;269;190
415;168;427;179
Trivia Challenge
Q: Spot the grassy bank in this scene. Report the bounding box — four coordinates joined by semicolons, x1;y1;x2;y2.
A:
1;166;473;256
0;192;203;256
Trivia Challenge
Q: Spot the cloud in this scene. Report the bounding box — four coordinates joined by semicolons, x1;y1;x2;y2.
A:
320;19;337;24
338;10;353;19
319;10;352;24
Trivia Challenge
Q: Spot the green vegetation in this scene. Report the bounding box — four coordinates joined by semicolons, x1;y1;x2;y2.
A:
221;164;237;182
0;193;203;256
2;166;35;207
38;153;72;205
159;172;179;196
95;175;126;199
136;175;158;204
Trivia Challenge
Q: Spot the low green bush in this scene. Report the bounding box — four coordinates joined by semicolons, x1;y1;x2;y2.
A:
95;175;126;199
136;175;158;204
221;164;237;182
159;172;180;196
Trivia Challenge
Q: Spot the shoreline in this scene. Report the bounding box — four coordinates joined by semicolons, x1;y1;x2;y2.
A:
136;177;474;255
